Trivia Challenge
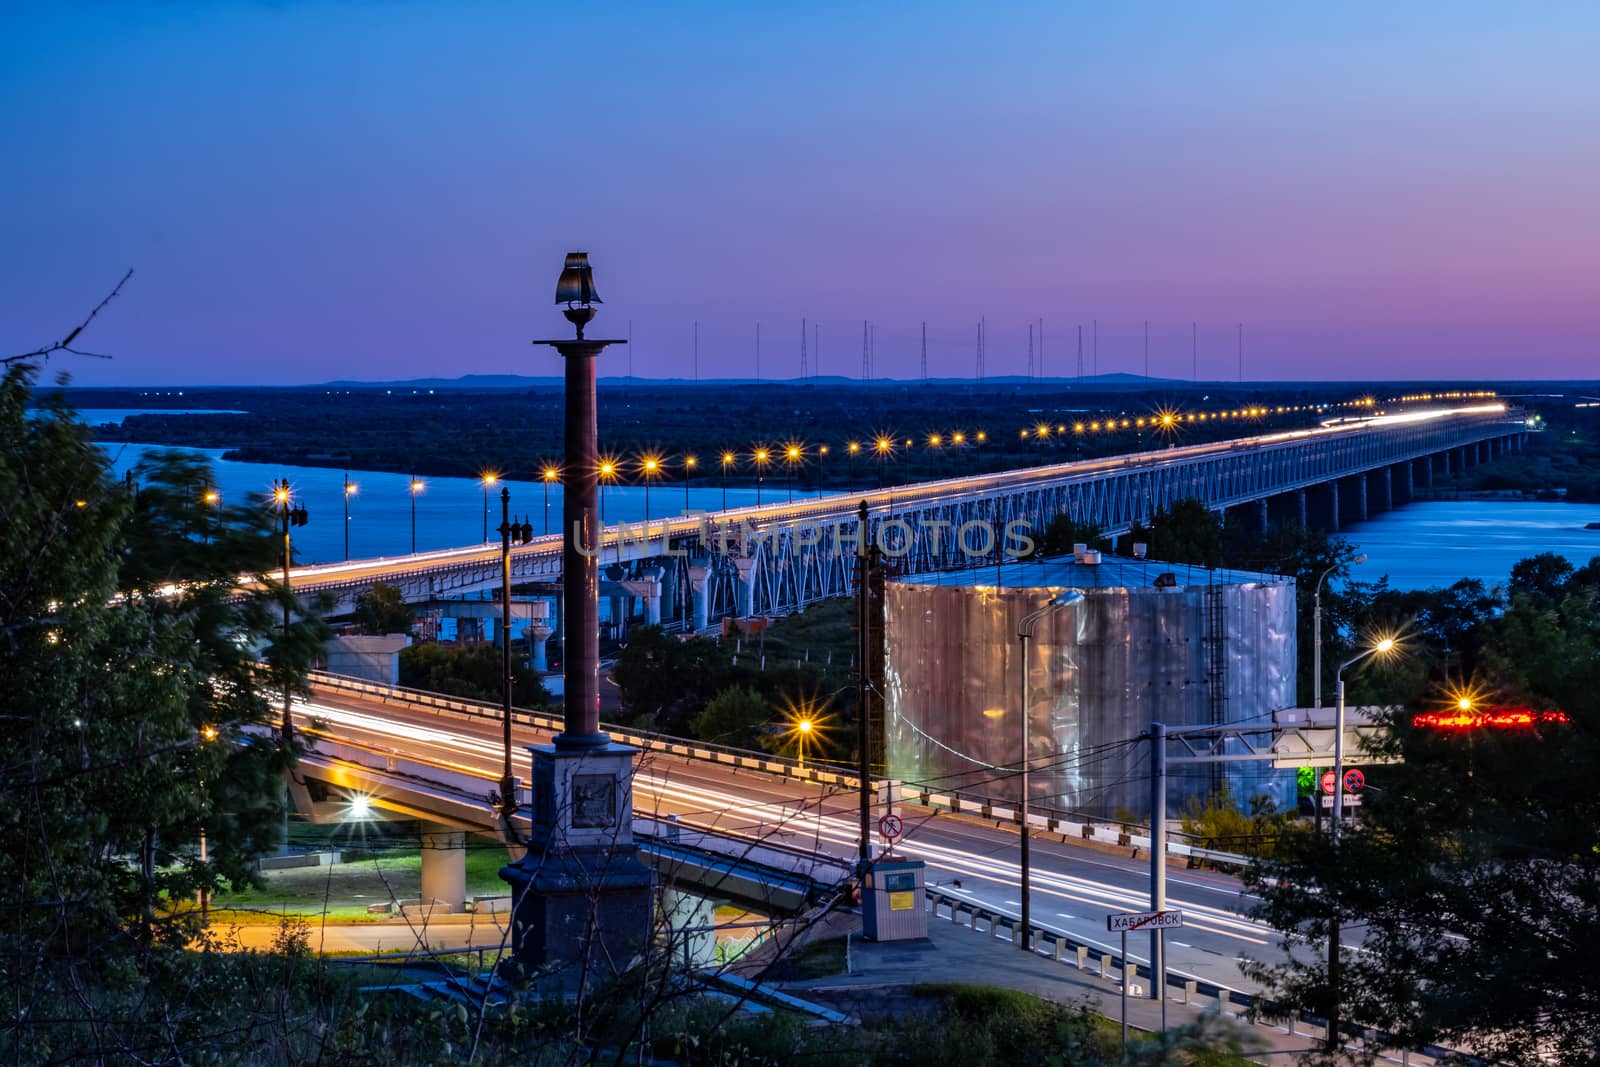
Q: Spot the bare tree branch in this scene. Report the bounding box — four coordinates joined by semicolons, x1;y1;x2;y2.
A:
3;268;134;366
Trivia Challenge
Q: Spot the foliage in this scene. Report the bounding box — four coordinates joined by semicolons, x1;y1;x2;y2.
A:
690;685;773;750
610;625;738;735
1243;553;1600;1064
1030;513;1111;559
1180;789;1297;859
1128;497;1226;570
398;640;551;706
1;365;331;1056
352;580;414;635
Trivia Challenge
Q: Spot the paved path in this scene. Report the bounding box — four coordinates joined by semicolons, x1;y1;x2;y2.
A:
219;915;512;955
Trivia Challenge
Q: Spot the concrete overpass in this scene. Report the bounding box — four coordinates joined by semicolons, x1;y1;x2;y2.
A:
273;404;1523;634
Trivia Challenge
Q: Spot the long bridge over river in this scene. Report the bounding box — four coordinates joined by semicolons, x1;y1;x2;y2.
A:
285;403;1524;635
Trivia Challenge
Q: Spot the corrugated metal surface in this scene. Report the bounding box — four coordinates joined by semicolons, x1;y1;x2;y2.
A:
884;563;1296;818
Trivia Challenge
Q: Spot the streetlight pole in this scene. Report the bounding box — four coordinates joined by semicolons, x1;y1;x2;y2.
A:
409;476;423;555
1314;554;1366;712
1016;589;1085;951
720;452;734;513
1327;635;1395;1051
272;480;307;745
542;466;558;536
683;455;696;512
342;471;354;561
480;473;498;544
848;441;859;492
497;488;532;818
754;449;769;506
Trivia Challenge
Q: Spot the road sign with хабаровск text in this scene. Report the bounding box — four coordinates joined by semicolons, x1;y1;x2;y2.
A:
1106;909;1184;933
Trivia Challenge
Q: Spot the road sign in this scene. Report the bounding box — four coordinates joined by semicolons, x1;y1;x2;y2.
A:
1321;794;1362;808
878;812;903;841
1106;909;1184;933
1344;768;1366;793
1321;771;1337;795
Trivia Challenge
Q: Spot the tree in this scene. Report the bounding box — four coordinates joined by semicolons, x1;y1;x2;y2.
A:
611;625;735;735
690;685;772;749
1243;555;1600;1064
1;363;330;1053
1128;497;1226;570
352;580;414;634
398;641;551;706
1029;514;1110;559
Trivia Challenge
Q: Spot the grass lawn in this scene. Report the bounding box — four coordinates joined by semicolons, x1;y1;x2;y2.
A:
204;833;512;922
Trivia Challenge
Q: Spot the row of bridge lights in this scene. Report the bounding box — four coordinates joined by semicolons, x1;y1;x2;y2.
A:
252;387;1506;555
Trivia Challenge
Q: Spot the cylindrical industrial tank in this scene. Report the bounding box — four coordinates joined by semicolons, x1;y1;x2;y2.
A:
884;559;1296;819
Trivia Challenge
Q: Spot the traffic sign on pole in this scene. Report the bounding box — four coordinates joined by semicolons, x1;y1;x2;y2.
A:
878;812;903;841
1321;794;1362;808
1344;768;1366;793
1106;909;1184;933
1320;770;1337;795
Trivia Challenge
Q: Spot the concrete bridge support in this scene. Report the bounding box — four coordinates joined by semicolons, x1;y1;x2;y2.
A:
1381;467;1393;512
619;571;663;628
1326;481;1341;532
420;824;467;912
528;625;553;671
1296;488;1308;529
1355;474;1369;523
687;561;712;633
661;888;717;968
733;556;758;618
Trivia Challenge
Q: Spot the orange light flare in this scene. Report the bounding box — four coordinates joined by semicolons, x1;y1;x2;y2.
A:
1414;687;1570;730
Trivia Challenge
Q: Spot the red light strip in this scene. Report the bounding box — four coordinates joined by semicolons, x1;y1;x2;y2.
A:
1413;708;1570;730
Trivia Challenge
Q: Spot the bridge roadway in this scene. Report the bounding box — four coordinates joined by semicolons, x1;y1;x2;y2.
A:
297;684;1280;994
273;403;1524;620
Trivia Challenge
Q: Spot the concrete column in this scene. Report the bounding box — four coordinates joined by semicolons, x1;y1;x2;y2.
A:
1356;475;1368;522
528;624;553;671
1327;481;1340;532
1441;450;1451;476
661;889;716;968
619;570;663;627
659;564;679;626
732;556;758;618
419;824;467;912
1404;461;1415;501
1296;488;1308;529
687;561;712;633
1381;467;1393;511
1258;498;1270;533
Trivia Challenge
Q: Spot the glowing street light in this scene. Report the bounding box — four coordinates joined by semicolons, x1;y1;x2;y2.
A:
753;447;771;505
847;440;861;490
683;454;697;510
784;443;802;502
598;458;618;528
1327;632;1399;1049
342;472;358;561
480;472;499;544
640;454;662;523
720;451;736;512
271;479;308;745
541;465;559;535
409;476;425;554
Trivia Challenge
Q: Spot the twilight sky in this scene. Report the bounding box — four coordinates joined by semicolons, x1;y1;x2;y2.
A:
2;2;1596;385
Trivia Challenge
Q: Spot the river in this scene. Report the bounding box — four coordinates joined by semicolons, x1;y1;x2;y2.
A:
77;412;1600;585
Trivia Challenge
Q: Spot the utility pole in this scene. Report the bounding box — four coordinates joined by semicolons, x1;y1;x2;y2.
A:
855;500;874;868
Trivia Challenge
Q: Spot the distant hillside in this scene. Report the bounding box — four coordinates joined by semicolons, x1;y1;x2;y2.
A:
318;372;1183;390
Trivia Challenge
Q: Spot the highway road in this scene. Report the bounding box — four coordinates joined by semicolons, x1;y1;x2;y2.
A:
297;686;1284;993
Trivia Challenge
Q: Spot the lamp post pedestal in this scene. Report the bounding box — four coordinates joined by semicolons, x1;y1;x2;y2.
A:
500;302;653;982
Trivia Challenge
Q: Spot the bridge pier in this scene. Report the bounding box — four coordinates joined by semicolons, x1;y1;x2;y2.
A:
1296;488;1308;529
688;560;712;633
1356;475;1369;523
733;556;758;618
528;624;553;671
620;571;663;628
1381;467;1393;512
1326;481;1340;532
420;823;467;912
661;888;717;968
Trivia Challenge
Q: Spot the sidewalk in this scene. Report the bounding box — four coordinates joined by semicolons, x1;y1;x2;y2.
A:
767;910;1379;1064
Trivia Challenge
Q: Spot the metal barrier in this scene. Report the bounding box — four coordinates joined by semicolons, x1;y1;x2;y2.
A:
306;670;1252;868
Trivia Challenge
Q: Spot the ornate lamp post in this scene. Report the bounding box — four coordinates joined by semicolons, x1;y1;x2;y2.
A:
683;454;696;511
720;451;735;512
753;447;770;505
480;472;499;544
640;454;661;525
504;252;653;974
784;444;802;503
847;440;860;491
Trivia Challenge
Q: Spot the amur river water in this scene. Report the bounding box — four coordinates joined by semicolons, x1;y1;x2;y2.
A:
79;411;1600;586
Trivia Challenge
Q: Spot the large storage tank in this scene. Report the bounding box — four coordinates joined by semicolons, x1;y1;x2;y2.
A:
884;557;1297;819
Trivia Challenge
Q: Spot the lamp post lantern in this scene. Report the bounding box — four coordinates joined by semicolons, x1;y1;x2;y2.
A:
506;252;653;975
641;455;661;525
847;441;860;491
784;444;802;503
683;454;696;511
1016;589;1084;950
753;448;770;505
720;451;735;512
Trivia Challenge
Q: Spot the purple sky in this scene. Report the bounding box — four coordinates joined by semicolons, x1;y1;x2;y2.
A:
2;2;1596;385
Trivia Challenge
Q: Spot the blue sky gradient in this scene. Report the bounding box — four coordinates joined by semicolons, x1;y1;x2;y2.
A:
2;2;1596;384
